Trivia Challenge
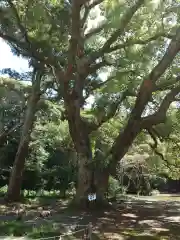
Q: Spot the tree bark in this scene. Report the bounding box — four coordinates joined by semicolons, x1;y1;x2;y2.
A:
74;153;109;208
6;70;42;202
110;119;142;176
65;102;93;206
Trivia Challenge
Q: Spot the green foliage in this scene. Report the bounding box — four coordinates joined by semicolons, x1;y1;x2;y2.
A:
0;220;63;238
0;81;76;196
108;176;122;198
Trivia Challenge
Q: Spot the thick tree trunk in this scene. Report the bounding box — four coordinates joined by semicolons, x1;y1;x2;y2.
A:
74;155;109;208
64;92;109;208
74;154;92;206
6;71;41;202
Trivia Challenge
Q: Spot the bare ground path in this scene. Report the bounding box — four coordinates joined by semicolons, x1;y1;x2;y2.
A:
1;196;180;239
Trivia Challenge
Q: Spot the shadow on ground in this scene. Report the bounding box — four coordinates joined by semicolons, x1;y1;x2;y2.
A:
1;197;180;239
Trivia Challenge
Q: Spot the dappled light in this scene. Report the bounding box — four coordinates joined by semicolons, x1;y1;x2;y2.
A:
1;195;180;238
1;0;180;238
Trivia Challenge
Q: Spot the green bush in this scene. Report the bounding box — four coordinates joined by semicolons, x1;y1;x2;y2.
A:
0;185;8;195
108;176;124;198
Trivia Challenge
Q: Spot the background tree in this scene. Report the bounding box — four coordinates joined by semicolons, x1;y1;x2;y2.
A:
6;68;44;201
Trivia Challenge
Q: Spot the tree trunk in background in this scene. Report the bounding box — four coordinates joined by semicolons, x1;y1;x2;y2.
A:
6;71;42;202
94;168;109;204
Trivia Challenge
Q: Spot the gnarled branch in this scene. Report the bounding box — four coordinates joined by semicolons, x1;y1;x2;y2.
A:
142;84;180;128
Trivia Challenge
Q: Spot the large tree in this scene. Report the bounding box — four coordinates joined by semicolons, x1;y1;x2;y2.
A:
1;0;180;206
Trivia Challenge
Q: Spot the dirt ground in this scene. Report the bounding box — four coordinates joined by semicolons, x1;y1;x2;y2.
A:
0;196;180;239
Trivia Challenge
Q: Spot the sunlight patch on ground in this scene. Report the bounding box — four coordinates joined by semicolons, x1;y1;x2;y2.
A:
163;216;180;222
138;220;162;228
103;232;124;240
121;213;138;218
151;227;169;233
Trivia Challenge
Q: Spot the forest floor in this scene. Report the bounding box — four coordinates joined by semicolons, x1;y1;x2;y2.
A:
0;195;180;239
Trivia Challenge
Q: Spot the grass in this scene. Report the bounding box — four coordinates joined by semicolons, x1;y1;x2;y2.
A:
0;220;62;238
1;195;180;239
0;220;88;239
0;221;171;240
121;229;170;240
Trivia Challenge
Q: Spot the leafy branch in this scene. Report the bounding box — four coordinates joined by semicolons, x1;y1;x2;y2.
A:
6;0;30;45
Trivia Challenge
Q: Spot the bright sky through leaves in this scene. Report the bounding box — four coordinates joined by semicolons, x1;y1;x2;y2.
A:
0;39;30;73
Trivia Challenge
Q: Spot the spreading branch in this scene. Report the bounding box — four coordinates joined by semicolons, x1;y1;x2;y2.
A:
108;33;174;53
102;0;144;53
108;28;180;175
155;75;180;91
0;2;65;72
142;84;180;128
84;32;175;77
